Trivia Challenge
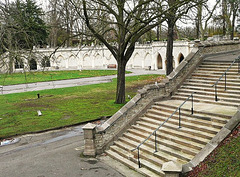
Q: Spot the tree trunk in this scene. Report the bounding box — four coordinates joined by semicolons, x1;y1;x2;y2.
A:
222;0;226;36
231;14;236;40
166;20;174;75
116;60;127;104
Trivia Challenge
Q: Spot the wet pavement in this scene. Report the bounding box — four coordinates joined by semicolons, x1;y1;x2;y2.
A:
0;124;126;177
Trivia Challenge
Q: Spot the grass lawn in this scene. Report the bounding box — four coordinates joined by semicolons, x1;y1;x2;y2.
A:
0;70;131;86
0;74;165;139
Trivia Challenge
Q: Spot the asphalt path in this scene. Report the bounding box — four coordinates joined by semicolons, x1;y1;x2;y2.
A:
0;125;126;177
0;69;165;95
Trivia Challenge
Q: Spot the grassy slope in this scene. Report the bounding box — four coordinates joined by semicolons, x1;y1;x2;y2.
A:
0;70;131;85
186;125;240;177
0;75;164;139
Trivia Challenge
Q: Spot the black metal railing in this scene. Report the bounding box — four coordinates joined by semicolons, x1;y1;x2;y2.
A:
131;92;195;168
212;56;240;102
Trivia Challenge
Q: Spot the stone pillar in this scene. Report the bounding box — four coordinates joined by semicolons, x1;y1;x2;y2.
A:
162;161;182;177
83;123;97;157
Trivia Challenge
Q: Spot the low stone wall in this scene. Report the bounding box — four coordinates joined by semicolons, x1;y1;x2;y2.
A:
83;41;240;156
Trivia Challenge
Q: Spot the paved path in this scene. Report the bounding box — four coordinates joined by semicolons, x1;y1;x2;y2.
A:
0;124;141;177
1;69;165;95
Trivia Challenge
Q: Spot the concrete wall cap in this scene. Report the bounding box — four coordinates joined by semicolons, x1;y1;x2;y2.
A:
96;122;110;132
162;161;182;172
174;61;187;74
191;143;215;167
167;70;176;79
132;94;141;103
224;110;240;132
209;127;231;147
83;123;97;130
105;111;122;125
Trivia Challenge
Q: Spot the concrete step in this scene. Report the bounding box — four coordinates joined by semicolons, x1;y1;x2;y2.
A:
144;112;219;135
128;126;204;151
124;131;199;156
186;78;240;85
114;136;187;164
132;120;209;145
111;142;164;167
106;149;162;177
172;95;239;107
134;116;214;140
198;64;239;69
149;106;225;129
191;73;239;79
181;83;240;93
177;88;240;99
174;91;240;104
182;82;240;91
154;102;232;119
110;145;165;176
201;61;235;66
196;67;239;73
118;135;194;162
152;104;229;124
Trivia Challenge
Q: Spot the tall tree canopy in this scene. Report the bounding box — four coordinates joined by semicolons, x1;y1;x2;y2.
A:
0;0;48;72
0;0;48;50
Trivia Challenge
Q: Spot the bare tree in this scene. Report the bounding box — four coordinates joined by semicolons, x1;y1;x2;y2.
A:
68;0;197;104
227;0;239;39
165;0;200;75
198;0;220;40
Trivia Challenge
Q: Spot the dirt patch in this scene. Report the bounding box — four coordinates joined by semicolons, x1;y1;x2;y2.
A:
16;102;52;108
126;76;165;93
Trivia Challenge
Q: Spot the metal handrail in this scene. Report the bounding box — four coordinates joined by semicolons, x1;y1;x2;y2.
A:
131;92;195;168
212;56;240;101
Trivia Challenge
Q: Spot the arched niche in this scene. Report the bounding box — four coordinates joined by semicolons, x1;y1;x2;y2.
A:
29;59;37;70
15;57;24;69
157;53;163;69
133;53;141;68
144;53;151;69
178;53;184;64
83;54;91;68
94;54;102;68
69;55;78;68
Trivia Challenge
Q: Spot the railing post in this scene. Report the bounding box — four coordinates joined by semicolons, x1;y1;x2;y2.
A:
137;147;141;168
224;72;227;91
154;131;158;152
238;58;240;74
179;108;181;128
191;94;194;115
215;85;218;101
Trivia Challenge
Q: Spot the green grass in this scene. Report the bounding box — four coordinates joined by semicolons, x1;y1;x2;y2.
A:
186;126;240;177
0;70;131;86
0;74;164;139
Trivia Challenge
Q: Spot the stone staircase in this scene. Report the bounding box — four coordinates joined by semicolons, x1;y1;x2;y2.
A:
105;59;239;176
172;60;240;107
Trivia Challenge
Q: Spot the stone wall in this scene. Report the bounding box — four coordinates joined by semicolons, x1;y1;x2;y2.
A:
83;41;240;156
37;41;192;71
